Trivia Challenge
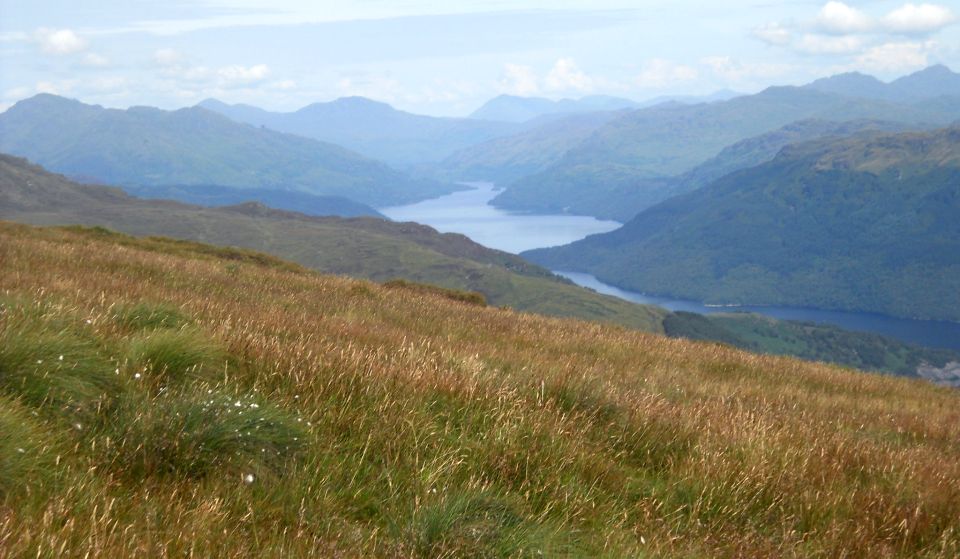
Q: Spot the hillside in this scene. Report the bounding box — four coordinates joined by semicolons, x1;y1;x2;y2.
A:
492;69;960;219
493;118;911;220
0;154;666;332
0;94;455;206
525;126;960;321
3;221;960;557
198;97;521;166
125;184;386;218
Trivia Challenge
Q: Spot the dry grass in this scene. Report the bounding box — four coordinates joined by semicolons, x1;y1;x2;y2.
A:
1;220;959;558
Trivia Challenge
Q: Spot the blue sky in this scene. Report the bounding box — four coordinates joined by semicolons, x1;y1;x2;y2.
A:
2;1;958;116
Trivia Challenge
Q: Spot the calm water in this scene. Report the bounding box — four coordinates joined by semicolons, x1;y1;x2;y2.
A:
558;271;960;351
382;183;960;351
380;182;621;254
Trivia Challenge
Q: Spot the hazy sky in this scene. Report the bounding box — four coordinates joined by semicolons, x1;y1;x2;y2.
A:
2;1;958;116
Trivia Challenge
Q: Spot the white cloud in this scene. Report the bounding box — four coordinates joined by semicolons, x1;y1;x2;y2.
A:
268;80;298;90
82;53;110;67
35;81;62;95
33;28;88;55
855;41;934;72
336;75;402;102
545;58;594;93
701;56;791;83
636;59;698;88
4;86;33;100
217;64;270;86
883;3;956;34
752;22;792;46
796;34;864;55
498;63;540;96
816;2;874;34
153;48;182;67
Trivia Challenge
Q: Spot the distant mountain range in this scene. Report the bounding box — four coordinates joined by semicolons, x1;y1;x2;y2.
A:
524;125;960;322
198;97;522;166
467;91;742;123
805;64;960;103
492;118;913;221
0;94;455;207
487;65;960;220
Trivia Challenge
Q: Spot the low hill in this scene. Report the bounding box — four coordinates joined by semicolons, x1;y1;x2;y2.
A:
2;220;960;557
198;97;521;166
0;94;455;207
525;126;960;321
123;184;385;219
0;153;665;332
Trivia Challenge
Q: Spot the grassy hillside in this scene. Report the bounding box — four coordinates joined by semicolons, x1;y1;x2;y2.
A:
0;94;455;206
2;221;960;557
494;85;960;220
525;126;960;321
0;154;666;333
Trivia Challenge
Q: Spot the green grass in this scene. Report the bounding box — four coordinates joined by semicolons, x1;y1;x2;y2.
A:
2;222;960;557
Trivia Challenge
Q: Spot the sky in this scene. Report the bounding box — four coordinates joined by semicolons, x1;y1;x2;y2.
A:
1;1;959;116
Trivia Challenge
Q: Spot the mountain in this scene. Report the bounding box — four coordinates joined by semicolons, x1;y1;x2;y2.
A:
468;94;641;122
434;110;625;184
806;64;960;102
0;153;666;331
524;125;960;321
198;97;522;166
123;184;386;219
493;118;913;221
4;216;960;557
0;94;455;207
490;81;960;220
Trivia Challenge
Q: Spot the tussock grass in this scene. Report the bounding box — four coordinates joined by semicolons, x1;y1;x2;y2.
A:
0;398;58;499
112;302;190;331
0;300;120;421
1;220;960;557
125;328;225;386
106;388;306;479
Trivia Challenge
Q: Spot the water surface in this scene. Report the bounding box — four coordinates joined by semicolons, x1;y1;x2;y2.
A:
380;182;621;254
558;271;960;351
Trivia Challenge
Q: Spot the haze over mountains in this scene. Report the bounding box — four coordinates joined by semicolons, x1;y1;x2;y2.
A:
490;65;960;220
0;94;455;208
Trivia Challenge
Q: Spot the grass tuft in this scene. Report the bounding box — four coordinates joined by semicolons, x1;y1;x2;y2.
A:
107;389;307;479
125;328;225;386
0;398;58;499
112;302;190;331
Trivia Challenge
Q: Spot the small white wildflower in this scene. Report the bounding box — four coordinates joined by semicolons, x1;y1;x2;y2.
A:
134;373;141;379
16;448;25;454
234;401;242;407
58;355;63;361
114;368;120;375
249;403;259;409
640;536;646;545
73;423;83;431
36;360;42;364
85;319;92;324
243;473;255;484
